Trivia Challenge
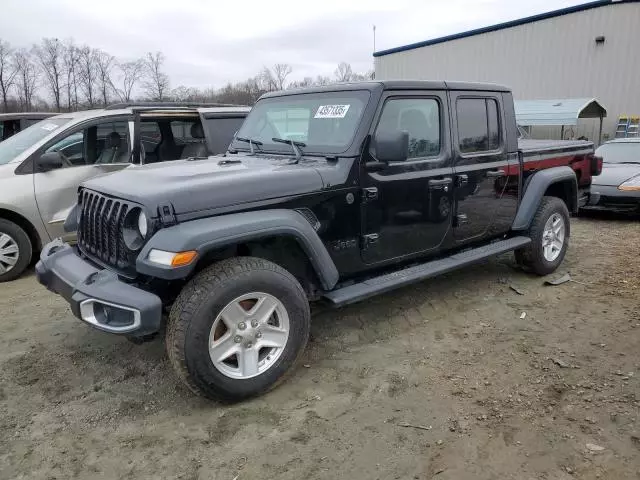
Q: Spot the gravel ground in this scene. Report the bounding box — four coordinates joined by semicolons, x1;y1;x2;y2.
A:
1;214;639;480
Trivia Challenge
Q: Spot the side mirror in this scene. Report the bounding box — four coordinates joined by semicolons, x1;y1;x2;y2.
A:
372;130;409;163
37;151;64;172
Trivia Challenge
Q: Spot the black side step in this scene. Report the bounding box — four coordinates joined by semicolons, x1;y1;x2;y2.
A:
323;236;531;307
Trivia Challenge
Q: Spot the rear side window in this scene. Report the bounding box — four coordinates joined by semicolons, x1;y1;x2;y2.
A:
205;116;246;154
457;98;501;153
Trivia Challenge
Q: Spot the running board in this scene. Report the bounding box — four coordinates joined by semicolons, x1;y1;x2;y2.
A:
323;236;531;307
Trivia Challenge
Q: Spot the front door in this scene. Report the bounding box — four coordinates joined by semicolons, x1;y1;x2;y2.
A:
33;118;133;241
450;93;512;242
361;92;454;264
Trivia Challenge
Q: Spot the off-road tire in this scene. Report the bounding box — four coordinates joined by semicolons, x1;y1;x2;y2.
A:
515;196;570;276
0;219;32;283
166;256;310;402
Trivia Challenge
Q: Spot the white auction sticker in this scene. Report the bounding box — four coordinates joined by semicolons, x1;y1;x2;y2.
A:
314;104;350;119
40;123;59;131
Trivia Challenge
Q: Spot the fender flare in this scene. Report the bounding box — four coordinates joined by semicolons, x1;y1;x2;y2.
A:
136;209;340;290
512;166;578;231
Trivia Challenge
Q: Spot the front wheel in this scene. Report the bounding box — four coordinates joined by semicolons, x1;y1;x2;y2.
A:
0;219;32;283
515;196;570;276
166;257;310;402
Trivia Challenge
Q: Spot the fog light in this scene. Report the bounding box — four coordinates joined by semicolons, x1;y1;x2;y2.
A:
79;300;141;333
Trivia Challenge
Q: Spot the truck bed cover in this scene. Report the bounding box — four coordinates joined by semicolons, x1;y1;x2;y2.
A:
518;139;593;157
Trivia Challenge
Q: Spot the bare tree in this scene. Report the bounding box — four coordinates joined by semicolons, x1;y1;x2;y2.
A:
33;38;64;111
95;50;115;106
115;60;143;102
13;49;38;111
62;40;79;111
272;63;292;90
334;62;353;83
77;46;98;107
143;51;169;101
314;75;331;86
288;76;314;89
0;39;17;112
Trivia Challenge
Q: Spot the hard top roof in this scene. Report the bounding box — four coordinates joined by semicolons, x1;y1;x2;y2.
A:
260;80;510;99
0;112;56;120
604;137;640;144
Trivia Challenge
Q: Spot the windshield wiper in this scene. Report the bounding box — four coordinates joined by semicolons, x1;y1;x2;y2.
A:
272;137;306;162
235;136;263;155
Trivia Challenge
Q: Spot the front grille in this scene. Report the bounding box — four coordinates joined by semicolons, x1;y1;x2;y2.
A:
77;189;134;270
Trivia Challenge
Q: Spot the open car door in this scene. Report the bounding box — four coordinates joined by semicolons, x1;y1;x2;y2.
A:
198;107;250;155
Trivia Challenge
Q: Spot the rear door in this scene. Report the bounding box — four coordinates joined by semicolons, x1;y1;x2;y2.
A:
450;92;515;242
361;91;454;264
199;110;248;154
32;117;133;241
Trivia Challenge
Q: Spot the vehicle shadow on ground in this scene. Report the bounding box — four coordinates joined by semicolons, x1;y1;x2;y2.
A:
3;253;527;424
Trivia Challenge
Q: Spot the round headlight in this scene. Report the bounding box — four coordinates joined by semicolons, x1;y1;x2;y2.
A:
123;208;145;251
138;211;148;237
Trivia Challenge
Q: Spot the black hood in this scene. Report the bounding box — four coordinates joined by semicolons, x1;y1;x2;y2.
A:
593;163;640;186
82;155;325;215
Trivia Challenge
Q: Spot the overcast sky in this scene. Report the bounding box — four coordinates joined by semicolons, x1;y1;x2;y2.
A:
2;0;584;89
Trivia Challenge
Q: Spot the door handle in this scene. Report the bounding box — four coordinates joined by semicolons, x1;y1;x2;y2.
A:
486;169;506;178
455;174;469;187
428;178;452;187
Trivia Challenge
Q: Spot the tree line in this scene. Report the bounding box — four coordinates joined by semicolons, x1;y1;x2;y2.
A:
0;37;374;113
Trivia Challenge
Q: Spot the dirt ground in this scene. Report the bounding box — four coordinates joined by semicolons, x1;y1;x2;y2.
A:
1;214;639;480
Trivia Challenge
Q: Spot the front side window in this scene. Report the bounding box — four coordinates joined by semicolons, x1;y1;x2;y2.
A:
457;98;501;154
0;118;70;165
95;121;131;164
375;98;441;159
46;131;85;166
41;120;131;169
232;90;370;155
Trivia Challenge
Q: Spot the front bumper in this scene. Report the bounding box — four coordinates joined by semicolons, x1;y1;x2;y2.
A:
35;239;163;335
582;185;640;213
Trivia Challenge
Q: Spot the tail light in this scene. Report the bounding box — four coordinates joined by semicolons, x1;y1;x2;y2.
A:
590;154;603;176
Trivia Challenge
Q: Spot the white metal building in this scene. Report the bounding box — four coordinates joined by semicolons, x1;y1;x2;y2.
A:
374;0;640;141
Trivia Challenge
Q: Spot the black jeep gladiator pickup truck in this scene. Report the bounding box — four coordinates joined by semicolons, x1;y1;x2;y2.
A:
36;81;601;402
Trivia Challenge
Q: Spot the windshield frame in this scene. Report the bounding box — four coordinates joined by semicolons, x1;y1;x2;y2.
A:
230;89;377;157
0;117;72;165
595;142;640;165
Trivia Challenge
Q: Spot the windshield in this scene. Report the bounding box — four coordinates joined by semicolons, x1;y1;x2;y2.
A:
0;118;70;165
596;142;640;164
231;90;370;155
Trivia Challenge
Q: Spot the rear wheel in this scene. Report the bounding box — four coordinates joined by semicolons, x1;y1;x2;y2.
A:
0;219;32;283
515;196;570;276
166;257;310;402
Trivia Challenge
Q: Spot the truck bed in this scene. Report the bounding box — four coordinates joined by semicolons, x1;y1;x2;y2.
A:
517;138;595;190
518;138;593;157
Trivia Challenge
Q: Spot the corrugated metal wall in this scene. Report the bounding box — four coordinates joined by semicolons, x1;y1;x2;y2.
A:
375;2;640;141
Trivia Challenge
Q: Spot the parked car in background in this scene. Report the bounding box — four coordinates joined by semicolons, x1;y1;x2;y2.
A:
583;138;640;214
0;112;55;142
36;81;601;402
0;103;249;282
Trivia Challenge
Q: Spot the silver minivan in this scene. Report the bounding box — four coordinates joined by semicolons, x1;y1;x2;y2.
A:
0;104;250;282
